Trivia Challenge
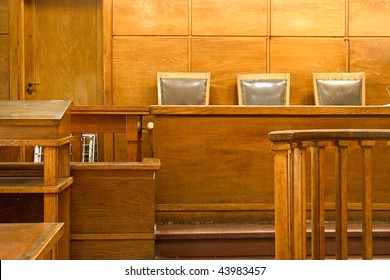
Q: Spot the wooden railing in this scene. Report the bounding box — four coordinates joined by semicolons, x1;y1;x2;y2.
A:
269;129;390;260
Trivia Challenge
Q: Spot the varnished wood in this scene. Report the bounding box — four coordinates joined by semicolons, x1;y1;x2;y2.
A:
0;223;64;260
0;35;9;100
271;0;345;36
113;0;189;36
192;0;267;36
272;143;290;260
269;129;386;259
335;142;349;259
349;0;390;36
0;100;72;259
151;106;390;227
270;38;346;105
102;0;113;105
70;158;160;259
310;143;326;259
361;141;374;259
24;0;102;104
70;105;149;161
8;0;24;101
292;144;306;259
0;0;7;34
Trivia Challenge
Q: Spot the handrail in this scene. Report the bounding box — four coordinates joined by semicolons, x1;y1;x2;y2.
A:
269;129;390;142
269;128;390;260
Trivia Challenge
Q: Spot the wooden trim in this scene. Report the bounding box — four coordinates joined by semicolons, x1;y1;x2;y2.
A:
0;136;73;147
71;233;155;241
156;203;390;212
70;158;160;171
150;105;390;115
8;0;24;100
156;203;274;212
102;0;113;105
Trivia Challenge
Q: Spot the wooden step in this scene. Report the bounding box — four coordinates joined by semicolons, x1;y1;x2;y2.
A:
155;223;390;259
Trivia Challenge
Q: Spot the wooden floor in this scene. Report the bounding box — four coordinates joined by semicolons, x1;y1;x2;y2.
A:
155;223;390;259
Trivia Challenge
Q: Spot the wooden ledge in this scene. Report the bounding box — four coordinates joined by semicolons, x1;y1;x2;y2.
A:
156;223;390;240
0;177;73;193
70;158;160;171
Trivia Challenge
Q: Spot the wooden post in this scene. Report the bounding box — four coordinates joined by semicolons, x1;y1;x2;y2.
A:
335;141;349;260
292;143;306;259
272;142;292;259
310;141;327;259
361;140;374;260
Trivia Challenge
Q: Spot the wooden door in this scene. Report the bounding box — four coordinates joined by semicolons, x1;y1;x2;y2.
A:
23;0;103;105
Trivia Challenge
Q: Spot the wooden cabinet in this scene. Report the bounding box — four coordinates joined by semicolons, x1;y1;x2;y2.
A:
0;100;73;259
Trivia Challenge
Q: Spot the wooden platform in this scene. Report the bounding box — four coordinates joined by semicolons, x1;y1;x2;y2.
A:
155;223;390;259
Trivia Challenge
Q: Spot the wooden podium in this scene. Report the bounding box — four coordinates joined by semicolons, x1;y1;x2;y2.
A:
0;100;73;259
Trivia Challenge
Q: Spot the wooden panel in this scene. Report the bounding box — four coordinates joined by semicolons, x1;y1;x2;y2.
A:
349;0;390;36
191;38;267;105
33;0;102;105
0;0;8;33
192;0;268;36
152;106;390;224
270;38;346;105
71;240;154;260
0;35;9;100
69;161;158;259
350;38;390;105
71;174;155;234
113;0;189;35
113;37;188;105
271;0;345;36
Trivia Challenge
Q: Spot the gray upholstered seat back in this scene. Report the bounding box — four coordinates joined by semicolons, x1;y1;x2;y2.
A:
316;79;363;105
160;78;207;105
240;79;287;105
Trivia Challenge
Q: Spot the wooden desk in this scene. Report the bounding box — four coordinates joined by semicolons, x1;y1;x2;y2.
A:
0;100;73;259
150;105;390;225
0;223;64;260
70;159;160;259
70;105;150;162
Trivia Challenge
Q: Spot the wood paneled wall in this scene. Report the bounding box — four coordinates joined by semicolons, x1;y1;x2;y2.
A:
0;0;9;100
110;0;390;106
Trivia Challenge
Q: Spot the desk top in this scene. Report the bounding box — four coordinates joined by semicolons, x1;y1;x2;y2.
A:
71;105;150;115
0;100;72;126
0;223;64;260
150;105;390;116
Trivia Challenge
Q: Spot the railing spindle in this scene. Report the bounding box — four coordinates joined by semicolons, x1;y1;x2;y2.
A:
361;140;374;260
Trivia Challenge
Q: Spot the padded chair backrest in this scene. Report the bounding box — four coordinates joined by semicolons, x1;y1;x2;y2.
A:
313;72;365;106
237;73;290;105
157;72;210;105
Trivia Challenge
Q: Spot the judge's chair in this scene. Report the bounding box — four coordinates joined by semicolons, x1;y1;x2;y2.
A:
237;73;290;105
157;72;210;105
147;72;211;155
313;72;365;106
